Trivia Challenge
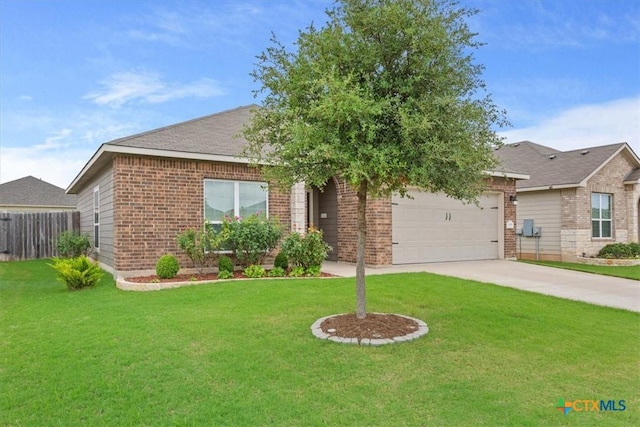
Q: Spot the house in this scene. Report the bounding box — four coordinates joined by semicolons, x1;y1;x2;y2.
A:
0;176;77;213
494;141;640;261
67;105;526;278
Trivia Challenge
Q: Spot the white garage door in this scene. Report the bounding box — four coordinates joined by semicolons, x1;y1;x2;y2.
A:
392;191;500;264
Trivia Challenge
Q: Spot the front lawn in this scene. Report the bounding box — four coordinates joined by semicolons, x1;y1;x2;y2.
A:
1;259;638;426
522;260;640;280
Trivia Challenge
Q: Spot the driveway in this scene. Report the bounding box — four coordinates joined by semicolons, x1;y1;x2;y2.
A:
321;260;640;312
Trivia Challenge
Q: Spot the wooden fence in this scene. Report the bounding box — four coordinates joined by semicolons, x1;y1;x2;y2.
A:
0;212;80;261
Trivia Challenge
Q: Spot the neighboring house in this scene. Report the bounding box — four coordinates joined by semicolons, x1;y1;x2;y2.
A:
495;141;640;261
67;105;526;278
0;176;77;213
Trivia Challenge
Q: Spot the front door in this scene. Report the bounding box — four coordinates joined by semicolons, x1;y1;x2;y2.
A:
317;180;338;261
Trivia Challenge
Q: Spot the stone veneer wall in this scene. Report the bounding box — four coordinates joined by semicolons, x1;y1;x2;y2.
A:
561;153;636;261
111;155;290;273
334;176;518;266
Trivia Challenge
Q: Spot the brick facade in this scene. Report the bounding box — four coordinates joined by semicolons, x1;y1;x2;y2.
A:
333;175;518;265
561;153;638;261
111;155;290;273
95;153;519;273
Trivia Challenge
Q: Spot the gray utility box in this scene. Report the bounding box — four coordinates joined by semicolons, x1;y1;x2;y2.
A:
523;219;542;237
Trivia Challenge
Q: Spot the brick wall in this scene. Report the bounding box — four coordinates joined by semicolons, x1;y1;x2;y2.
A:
334;177;393;265
561;153;635;260
489;176;519;260
334;175;517;265
112;155;290;273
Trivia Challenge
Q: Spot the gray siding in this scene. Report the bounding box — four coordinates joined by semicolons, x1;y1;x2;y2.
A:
76;165;114;269
516;190;562;258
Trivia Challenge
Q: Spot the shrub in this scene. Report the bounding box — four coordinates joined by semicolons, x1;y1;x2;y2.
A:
598;243;640;259
176;225;224;274
274;252;289;270
289;266;306;277
280;226;332;272
306;265;322;277
218;270;234;279
269;266;287;277
49;256;103;290
217;255;234;274
222;214;283;268
56;231;92;258
244;264;266;278
155;255;180;279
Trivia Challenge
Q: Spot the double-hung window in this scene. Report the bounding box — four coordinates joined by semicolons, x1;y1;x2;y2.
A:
591;193;612;238
204;180;268;231
93;186;100;249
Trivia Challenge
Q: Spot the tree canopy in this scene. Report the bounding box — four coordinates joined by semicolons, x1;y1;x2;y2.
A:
243;0;508;318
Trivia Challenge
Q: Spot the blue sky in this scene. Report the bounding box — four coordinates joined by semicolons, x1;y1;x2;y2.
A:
1;0;638;188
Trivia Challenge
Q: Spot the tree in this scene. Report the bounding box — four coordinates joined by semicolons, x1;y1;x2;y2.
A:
243;0;507;319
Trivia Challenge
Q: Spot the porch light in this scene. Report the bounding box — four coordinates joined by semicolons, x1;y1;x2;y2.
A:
509;195;518;205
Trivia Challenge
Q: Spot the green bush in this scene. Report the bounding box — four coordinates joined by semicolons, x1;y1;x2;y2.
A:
217;270;234;279
289;266;306;277
48;256;103;290
176;224;224;274
305;265;321;277
155;255;180;279
56;231;92;258
244;264;266;278
222;214;283;268
217;255;234;274
274;252;289;270
598;243;640;259
269;266;287;277
280;226;332;272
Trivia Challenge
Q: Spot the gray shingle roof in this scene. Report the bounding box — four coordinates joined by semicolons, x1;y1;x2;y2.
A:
494;141;635;189
0;176;76;207
107;104;258;157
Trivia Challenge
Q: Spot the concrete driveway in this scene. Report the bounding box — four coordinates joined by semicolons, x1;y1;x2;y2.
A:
321;260;640;312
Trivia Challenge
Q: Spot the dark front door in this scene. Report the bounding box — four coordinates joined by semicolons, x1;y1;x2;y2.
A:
318;180;338;261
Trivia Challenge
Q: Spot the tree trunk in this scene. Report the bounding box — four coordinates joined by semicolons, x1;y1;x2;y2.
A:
356;180;367;319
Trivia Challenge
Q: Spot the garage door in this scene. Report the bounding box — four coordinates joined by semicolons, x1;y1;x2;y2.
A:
392;191;500;264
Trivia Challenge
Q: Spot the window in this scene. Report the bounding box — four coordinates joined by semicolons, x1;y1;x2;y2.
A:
591;193;612;238
204;180;268;229
93;186;100;249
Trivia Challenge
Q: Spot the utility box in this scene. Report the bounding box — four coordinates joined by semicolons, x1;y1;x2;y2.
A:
523;219;534;237
533;227;542;237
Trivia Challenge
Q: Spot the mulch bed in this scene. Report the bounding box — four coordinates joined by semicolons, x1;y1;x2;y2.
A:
320;313;420;341
126;270;336;283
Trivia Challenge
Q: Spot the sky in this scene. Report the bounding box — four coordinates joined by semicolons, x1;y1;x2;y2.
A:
1;0;639;189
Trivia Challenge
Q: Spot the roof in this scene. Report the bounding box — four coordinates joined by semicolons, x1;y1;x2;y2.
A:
494;141;640;191
0;176;76;207
68;103;528;193
107;104;257;156
68;105;258;193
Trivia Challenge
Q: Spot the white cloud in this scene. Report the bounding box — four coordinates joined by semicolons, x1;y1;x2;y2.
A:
0;110;149;188
84;71;226;108
499;96;640;152
34;128;73;150
0;145;93;189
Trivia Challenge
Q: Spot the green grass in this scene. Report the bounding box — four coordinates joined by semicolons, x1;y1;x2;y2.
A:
1;259;639;426
522;260;640;280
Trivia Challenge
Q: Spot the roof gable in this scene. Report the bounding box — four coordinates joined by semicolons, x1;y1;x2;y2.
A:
494;141;639;190
0;176;76;207
107;104;257;157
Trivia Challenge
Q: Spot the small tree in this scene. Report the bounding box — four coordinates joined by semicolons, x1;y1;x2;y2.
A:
243;0;507;318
